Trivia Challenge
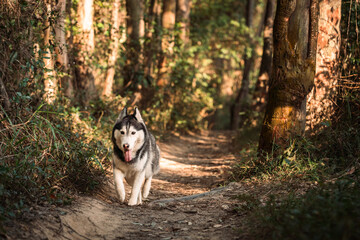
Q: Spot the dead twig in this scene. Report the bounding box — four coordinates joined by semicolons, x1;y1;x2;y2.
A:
0;78;10;110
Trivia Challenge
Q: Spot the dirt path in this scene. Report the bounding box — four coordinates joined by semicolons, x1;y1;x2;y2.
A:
7;131;250;240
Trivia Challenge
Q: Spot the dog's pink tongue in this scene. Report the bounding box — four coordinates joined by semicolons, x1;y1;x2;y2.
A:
124;150;131;162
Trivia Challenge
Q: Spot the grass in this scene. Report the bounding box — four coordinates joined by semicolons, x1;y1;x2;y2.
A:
230;135;326;183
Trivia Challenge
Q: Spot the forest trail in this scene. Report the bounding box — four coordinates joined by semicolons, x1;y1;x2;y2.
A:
8;131;252;240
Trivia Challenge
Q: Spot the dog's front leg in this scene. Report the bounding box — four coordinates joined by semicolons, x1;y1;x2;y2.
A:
128;171;145;206
113;168;126;202
142;176;152;199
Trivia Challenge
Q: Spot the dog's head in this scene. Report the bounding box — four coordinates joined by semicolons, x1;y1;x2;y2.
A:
112;108;147;162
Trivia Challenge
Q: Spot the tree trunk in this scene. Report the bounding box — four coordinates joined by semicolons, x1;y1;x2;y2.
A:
55;0;68;68
258;0;319;155
74;0;96;105
157;0;176;87
43;2;57;104
252;0;276;113
102;0;122;97
176;0;191;46
123;0;143;89
143;0;162;82
306;0;341;131
54;0;73;98
230;0;255;130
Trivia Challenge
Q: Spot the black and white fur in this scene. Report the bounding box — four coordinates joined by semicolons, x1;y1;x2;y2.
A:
112;107;160;205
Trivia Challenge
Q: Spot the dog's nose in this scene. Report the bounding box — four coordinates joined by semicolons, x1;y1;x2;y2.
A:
123;143;129;149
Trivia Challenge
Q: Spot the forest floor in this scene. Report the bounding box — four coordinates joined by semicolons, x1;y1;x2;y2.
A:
4;130;280;240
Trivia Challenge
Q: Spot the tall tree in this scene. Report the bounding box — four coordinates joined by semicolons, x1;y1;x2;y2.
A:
258;0;319;155
176;0;191;45
54;0;73;98
73;0;96;104
123;0;143;89
144;0;162;81
252;0;276;113
230;0;255;130
54;0;68;68
157;0;176;87
102;0;123;97
307;0;341;131
43;2;57;104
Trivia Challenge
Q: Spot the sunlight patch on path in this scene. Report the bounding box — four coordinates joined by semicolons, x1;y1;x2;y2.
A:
160;157;193;171
159;157;217;178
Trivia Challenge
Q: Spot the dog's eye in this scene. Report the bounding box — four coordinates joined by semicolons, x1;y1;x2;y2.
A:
120;131;125;135
131;131;136;135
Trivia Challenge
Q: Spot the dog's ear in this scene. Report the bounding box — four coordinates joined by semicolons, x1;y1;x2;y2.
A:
134;107;144;124
116;107;127;124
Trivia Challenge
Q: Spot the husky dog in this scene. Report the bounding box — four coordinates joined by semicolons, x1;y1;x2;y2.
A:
112;107;160;205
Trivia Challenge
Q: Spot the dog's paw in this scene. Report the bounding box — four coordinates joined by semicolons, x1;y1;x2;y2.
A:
142;191;149;199
128;199;138;206
116;192;126;203
128;197;142;206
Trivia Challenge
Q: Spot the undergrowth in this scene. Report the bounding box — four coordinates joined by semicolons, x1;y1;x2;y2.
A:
230;135;326;182
231;108;360;238
231;121;360;239
236;179;360;240
0;99;116;225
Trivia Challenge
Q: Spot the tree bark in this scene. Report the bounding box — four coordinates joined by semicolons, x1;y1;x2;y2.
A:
252;0;276;113
157;0;176;87
230;0;255;130
102;0;122;97
306;0;341;131
43;2;57;104
176;0;191;46
55;0;68;69
123;0;143;89
74;0;96;105
258;0;319;155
